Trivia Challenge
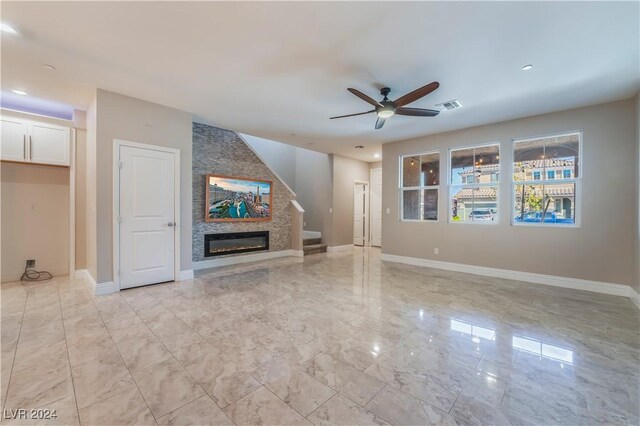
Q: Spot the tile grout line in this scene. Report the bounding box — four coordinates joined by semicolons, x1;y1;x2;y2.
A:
1;282;29;412
142;286;341;422
129;286;236;423
88;288;159;423
303;390;339;421
55;278;83;424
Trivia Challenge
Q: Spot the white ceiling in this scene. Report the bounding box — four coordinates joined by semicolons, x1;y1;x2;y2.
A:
2;1;638;161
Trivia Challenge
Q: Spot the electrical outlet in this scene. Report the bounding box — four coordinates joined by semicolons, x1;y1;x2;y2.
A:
386;208;390;214
303;222;306;227
26;259;35;269
434;248;439;255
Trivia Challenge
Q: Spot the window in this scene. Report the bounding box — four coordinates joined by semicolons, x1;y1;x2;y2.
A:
449;143;499;223
400;152;439;221
513;132;580;226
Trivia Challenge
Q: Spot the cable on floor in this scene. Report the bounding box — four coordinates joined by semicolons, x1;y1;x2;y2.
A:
20;266;53;282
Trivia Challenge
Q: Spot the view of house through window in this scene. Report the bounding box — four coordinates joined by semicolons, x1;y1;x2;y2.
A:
449;144;500;223
512;132;580;225
400;152;439;220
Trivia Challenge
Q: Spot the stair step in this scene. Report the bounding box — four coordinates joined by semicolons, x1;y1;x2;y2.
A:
303;238;322;246
303;243;327;255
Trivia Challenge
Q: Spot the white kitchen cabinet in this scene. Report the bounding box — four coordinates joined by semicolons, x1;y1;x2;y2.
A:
0;116;70;166
30;122;70;166
1;117;28;163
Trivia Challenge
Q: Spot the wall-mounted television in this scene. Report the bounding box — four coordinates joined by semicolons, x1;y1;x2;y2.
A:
205;174;272;222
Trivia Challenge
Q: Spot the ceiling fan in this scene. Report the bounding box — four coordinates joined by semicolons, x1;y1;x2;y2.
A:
330;82;440;129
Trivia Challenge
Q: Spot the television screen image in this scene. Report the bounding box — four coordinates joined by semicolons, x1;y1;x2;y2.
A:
206;174;272;222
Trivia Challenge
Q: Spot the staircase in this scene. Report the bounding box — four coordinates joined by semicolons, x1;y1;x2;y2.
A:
303;237;327;256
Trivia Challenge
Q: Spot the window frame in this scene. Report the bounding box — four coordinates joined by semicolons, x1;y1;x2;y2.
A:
510;130;582;228
398;150;440;223
448;142;501;225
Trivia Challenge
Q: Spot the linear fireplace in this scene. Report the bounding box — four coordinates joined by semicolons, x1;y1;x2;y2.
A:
204;231;269;257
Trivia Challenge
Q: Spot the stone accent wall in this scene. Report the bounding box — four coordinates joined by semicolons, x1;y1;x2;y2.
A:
192;123;294;262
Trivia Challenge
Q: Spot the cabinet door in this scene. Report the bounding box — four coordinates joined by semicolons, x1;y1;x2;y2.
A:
30;123;70;166
1;117;28;162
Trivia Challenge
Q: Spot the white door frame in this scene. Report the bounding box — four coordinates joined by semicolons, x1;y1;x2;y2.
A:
112;139;181;290
353;180;370;246
369;167;382;247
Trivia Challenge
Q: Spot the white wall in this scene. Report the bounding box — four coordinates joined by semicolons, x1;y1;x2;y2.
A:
382;98;637;286
1;163;70;281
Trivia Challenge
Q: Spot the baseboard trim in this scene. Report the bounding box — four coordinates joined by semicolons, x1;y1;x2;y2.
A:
178;270;194;280
381;253;637;303
74;269;96;293
95;281;119;296
629;287;640;309
327;244;354;253
303;231;321;239
193;250;301;270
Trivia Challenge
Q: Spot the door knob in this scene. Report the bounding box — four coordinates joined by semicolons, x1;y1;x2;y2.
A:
168;222;176;227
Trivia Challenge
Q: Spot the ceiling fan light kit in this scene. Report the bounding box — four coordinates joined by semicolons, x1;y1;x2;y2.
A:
330;82;441;129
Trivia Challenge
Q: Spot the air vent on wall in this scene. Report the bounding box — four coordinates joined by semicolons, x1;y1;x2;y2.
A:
436;99;462;111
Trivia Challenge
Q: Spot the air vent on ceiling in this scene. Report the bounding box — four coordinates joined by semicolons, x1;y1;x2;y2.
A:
436;99;462;111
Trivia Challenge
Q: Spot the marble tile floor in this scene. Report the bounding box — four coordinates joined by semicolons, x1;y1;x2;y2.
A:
0;248;638;425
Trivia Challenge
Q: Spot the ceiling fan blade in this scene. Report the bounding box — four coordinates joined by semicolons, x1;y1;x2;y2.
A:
330;110;375;119
348;88;383;107
375;117;386;130
393;82;440;107
395;107;440;117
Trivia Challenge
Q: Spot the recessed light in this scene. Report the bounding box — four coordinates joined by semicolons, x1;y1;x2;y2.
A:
11;89;28;96
43;64;56;71
374;153;380;158
522;64;533;71
355;145;364;149
0;23;18;34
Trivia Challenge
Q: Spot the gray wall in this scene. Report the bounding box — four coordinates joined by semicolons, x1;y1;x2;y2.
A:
85;97;97;281
192;123;294;262
634;93;639;293
330;154;371;247
95;90;193;283
382;98;637;286
241;133;296;190
295;148;332;237
242;133;333;238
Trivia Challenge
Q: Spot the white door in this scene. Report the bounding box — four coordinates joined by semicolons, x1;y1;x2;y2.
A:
30;123;70;166
119;145;176;289
353;182;368;246
370;168;382;247
1;117;28;162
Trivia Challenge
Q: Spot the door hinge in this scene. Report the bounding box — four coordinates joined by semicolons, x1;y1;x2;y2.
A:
118;216;123;224
118;161;124;169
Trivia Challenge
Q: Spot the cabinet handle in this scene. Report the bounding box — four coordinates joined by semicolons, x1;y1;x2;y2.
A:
29;135;32;160
23;135;26;159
